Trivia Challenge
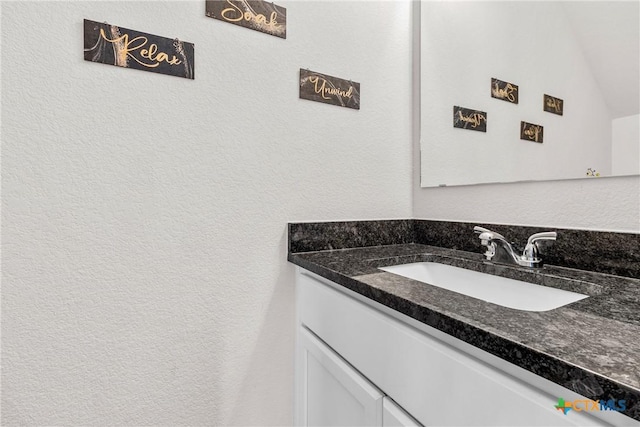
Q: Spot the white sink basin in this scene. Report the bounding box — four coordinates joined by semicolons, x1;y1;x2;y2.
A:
379;262;588;312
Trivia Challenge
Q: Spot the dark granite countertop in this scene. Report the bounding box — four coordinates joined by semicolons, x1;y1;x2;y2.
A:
288;243;640;422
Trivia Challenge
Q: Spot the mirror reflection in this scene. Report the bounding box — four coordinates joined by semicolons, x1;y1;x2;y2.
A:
420;1;639;187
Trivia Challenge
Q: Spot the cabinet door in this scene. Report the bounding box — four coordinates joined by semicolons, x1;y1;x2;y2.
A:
383;397;422;427
297;326;384;427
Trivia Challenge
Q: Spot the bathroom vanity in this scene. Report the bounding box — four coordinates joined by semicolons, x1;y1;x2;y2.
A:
289;220;640;426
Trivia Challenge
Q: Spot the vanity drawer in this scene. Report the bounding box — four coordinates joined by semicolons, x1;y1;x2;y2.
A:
297;270;609;426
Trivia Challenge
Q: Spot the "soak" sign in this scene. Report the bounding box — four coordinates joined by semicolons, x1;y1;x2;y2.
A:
491;77;518;104
206;0;286;39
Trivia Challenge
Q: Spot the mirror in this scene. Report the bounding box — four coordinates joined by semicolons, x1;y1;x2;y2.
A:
420;1;639;187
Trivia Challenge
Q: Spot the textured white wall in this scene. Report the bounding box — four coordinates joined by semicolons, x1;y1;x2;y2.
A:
412;174;640;232
1;1;413;424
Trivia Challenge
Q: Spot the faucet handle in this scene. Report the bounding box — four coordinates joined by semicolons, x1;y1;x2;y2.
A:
473;226;506;241
473;226;491;234
526;231;557;246
523;231;557;261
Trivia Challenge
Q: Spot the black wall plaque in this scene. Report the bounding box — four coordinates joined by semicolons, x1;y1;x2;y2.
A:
491;78;518;104
543;94;564;115
520;121;544;143
206;0;286;39
453;106;487;132
299;69;360;110
84;19;194;79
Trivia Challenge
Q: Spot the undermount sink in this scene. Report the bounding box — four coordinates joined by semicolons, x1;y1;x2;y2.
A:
379;262;588;312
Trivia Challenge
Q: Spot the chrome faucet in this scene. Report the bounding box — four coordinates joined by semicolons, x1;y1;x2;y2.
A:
473;226;557;268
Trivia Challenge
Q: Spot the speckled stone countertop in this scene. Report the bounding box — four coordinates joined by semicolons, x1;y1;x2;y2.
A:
288;242;640;421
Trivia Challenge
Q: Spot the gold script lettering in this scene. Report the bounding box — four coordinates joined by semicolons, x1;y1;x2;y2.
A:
457;110;486;128
221;0;278;29
492;83;517;102
99;29;182;68
309;76;354;100
546;97;562;113
524;125;542;142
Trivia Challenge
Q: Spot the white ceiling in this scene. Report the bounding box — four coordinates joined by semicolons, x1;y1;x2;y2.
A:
561;1;640;119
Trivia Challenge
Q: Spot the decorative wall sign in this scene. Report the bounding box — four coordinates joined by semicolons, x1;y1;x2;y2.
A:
83;19;194;79
453;106;487;132
299;69;360;110
491;78;518;104
206;0;286;39
520;121;543;143
543;94;564;115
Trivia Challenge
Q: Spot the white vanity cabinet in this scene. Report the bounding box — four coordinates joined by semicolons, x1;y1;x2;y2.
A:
297;324;422;426
298;326;384;426
295;268;633;427
383;398;422;427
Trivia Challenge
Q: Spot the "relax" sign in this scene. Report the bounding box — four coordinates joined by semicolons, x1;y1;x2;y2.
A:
83;19;195;79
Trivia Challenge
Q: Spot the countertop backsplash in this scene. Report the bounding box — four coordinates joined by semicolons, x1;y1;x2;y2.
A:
289;219;640;279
